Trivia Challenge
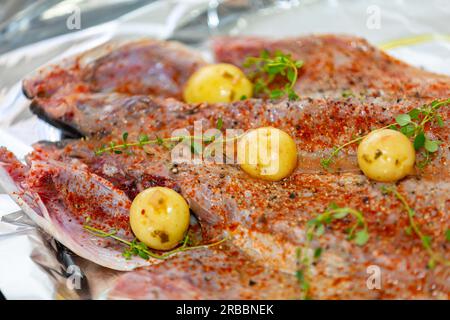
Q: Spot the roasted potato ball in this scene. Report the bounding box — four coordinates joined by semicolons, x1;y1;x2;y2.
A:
183;63;253;103
237;127;298;181
357;129;415;182
130;187;190;250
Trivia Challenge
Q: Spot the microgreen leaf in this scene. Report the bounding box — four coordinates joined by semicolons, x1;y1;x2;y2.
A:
243;50;303;101
269;89;285;99
122;250;132;260
333;211;349;219
404;226;413;236
388;124;398;130
421;235;432;249
315;224;325;236
427;259;436;269
156;135;164;146
413;132;425;150
216;117;223;130
408;108;421;120
400;124;415;137
424;139;439;153
435;114;444;127
138;134;149;144
328;202;340;210
287;68;295;83
313;247;323;259
287;88;299;100
320;159;331;169
354;230;369;246
341;90;354;98
395;114;411;126
190;140;202;155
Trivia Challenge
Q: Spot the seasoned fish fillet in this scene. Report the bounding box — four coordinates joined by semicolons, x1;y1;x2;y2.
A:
9;96;448;299
213;35;450;100
23;39;206;135
107;245;300;300
0;147;156;271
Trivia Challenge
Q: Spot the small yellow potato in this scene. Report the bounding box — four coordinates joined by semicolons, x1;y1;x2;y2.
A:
130;187;190;250
183;63;253;103
237;127;298;181
357;129;415;182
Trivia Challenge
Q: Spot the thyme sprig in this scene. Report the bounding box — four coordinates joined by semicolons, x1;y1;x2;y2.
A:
320;98;449;170
83;225;227;261
390;99;448;168
243;50;303;100
381;186;450;268
94;118;225;156
306;203;370;246
320;135;367;170
297;203;369;299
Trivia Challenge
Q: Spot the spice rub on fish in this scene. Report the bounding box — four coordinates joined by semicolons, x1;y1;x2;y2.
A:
24;89;442;144
27;96;449;173
107;245;301;300
213;35;450;100
23;39;206;135
22;96;450;299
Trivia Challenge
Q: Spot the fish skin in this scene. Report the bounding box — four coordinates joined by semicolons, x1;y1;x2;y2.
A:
0;147;50;230
213;34;450;100
0;147;154;271
23;39;206;131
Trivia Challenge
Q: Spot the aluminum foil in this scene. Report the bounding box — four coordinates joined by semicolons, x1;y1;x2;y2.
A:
0;0;449;299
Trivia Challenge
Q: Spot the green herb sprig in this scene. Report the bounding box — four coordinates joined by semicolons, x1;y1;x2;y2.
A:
305;203;370;246
390;99;448;168
297;203;369;299
94;118;225;156
83;225;227;261
243;50;303;100
320;98;449;170
381;186;450;268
